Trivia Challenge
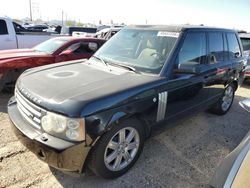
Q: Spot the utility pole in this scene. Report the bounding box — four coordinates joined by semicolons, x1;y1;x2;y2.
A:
29;0;32;21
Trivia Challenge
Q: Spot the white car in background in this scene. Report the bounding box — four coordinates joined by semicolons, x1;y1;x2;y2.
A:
0;17;58;50
95;27;122;40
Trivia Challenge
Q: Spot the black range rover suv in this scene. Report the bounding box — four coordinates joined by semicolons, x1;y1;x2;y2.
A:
8;25;246;179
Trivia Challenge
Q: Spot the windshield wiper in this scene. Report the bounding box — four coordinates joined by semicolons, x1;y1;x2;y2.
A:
109;62;140;74
92;55;109;68
92;56;139;74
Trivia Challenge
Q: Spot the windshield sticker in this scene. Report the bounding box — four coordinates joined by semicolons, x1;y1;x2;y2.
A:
157;31;179;37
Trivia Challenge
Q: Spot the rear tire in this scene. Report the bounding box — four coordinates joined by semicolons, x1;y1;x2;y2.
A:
209;83;235;115
88;118;145;179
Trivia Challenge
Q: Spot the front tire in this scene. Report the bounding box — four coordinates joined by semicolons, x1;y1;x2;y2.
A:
209;83;235;115
88;118;145;179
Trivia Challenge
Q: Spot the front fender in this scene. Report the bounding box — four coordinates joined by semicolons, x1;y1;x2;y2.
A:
108;111;127;127
84;109;129;144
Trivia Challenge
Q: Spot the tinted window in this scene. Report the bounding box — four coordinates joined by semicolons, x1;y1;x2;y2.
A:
227;33;241;59
241;38;250;51
0;20;8;35
177;32;206;65
209;32;224;63
73;42;98;54
13;22;29;33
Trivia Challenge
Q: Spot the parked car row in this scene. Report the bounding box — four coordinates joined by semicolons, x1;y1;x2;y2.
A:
0;17;122;51
7;25;247;179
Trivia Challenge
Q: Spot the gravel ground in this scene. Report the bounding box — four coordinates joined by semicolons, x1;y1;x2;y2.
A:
0;84;250;188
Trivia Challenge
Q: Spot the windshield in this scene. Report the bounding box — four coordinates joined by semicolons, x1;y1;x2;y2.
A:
34;38;69;54
94;28;178;74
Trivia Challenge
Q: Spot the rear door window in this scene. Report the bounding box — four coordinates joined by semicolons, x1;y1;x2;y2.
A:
227;33;241;59
0;19;8;35
208;32;224;63
177;32;206;65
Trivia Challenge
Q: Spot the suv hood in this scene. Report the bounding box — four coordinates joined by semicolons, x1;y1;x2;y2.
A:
17;60;160;117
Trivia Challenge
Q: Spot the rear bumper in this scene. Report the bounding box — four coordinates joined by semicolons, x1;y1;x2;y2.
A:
8;97;91;173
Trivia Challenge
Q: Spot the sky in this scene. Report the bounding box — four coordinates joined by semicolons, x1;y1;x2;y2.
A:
0;0;250;31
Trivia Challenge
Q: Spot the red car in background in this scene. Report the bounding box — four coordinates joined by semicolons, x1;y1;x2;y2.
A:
0;37;106;91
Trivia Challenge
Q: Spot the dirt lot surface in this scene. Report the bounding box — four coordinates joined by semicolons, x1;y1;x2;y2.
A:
0;84;250;188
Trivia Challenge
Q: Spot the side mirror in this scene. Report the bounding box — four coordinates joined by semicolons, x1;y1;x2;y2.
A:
235;52;241;58
239;99;250;113
174;62;201;74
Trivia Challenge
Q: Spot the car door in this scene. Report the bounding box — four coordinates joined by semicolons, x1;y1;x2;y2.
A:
205;32;232;83
154;31;226;123
0;19;17;50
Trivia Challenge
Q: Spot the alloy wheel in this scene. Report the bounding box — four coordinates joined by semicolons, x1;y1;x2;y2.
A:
104;127;140;171
222;85;234;112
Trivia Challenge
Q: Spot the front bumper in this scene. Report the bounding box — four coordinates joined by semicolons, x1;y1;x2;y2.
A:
8;98;91;173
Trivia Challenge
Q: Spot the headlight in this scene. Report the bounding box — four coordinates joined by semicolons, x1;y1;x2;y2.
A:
41;112;85;141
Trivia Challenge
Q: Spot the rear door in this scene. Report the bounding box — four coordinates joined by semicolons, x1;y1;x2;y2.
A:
0;19;17;50
204;32;232;88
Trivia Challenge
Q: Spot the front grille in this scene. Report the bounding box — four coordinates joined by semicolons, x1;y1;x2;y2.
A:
15;89;46;129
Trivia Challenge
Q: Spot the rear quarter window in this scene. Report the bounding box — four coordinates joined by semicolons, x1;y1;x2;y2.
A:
0;20;8;35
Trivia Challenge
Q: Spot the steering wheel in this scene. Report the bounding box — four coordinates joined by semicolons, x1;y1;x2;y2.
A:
151;52;165;61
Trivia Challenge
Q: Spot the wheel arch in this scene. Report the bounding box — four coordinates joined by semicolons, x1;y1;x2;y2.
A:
106;111;151;139
82;111;149;174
